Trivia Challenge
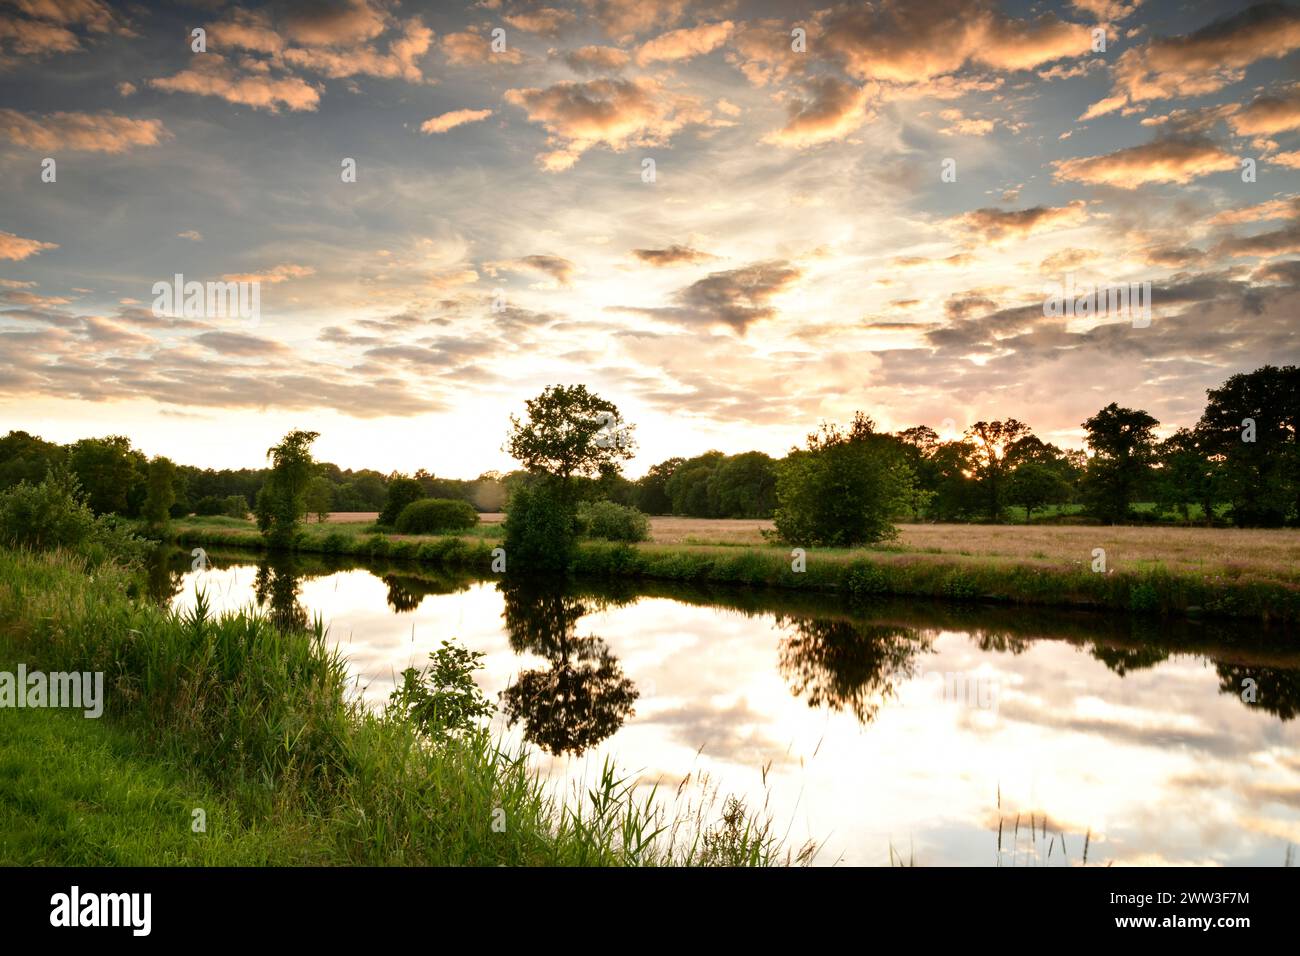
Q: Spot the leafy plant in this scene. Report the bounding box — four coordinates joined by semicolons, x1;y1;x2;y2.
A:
389;640;495;740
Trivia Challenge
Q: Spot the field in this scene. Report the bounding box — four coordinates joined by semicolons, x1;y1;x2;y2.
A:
307;513;1300;582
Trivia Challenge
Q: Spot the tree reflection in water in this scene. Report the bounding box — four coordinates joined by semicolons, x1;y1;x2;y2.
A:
498;582;638;756
253;558;309;633
776;615;929;724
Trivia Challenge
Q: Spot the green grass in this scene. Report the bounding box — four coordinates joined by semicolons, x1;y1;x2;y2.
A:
0;547;808;866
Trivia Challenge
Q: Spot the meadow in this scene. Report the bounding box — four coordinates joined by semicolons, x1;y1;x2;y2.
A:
170;514;1300;625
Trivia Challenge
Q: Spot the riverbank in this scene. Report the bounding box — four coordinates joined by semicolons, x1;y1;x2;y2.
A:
171;518;1300;626
0;547;801;866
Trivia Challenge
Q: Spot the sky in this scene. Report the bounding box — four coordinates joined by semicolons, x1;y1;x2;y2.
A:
0;0;1298;478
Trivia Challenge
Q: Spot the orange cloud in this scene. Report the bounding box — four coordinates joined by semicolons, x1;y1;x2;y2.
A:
953;201;1089;243
632;245;716;266
505;7;575;36
762;76;874;148
635;20;733;65
1090;3;1300;115
504;77;709;170
1230;87;1300;136
0;107;167;152
562;45;629;73
220;264;315;284
150;55;320;112
1053;137;1237;188
0;229;58;261
420;108;493;134
442;30;524;65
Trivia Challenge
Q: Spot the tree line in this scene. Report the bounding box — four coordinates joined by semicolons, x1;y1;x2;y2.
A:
0;365;1294;544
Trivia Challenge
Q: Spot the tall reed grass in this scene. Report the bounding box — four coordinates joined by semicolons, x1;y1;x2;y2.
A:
0;546;809;866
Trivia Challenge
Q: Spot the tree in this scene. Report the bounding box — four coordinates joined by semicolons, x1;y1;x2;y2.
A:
67;435;141;515
505;384;635;494
0;431;63;491
379;476;424;526
1194;365;1300;527
503;386;635;572
304;475;333;523
1081;403;1159;523
966;420;1032;521
709;451;778;518
1154;428;1218;523
141;456;176;531
255;430;319;547
633;457;683;514
772;413;915;546
665;452;723;516
1007;461;1070;521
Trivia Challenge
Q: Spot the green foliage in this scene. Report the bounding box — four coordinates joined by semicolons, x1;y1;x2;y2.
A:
1194;364;1299;527
772;414;915;546
506;384;635;484
503;479;575;573
395;498;480;534
304;475;333;523
576;500;650;541
388;641;495;741
1081;403;1160;523
0;465;145;564
379;476;424;526
0;430;62;492
142;456;176;530
254;430;319;547
67;435;143;516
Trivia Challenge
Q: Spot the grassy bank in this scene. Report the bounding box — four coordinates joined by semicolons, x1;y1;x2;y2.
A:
171;518;1300;625
0;547;803;866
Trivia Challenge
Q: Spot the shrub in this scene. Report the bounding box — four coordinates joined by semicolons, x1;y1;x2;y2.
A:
395;498;480;534
193;495;226;516
379;477;424;527
576;500;649;542
0;466;145;564
222;494;249;518
502;480;574;574
389;641;495;741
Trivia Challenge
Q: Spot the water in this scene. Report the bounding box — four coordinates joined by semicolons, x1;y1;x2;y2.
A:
151;549;1300;866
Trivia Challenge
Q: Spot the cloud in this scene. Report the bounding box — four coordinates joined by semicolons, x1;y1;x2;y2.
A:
288;17;432;82
635;20;732;65
818;0;1093;84
631;245;716;266
442;30;524;65
0;229;58;260
504;76;709;170
1040;248;1100;272
505;7;576;36
1214;224;1300;259
588;0;688;40
150;55;320;112
0;107;166;152
561;45;629;74
1070;0;1143;21
953;201;1089;243
177;230;203;242
420;108;493;134
762;76;875;148
630;260;804;333
497;254;576;286
194;331;290;357
1093;3;1300;114
1206;197;1299;226
1230;86;1300;136
220;264;315;284
280;0;386;47
1053;137;1237;188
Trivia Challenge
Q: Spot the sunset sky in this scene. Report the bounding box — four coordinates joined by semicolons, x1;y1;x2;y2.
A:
1;0;1298;477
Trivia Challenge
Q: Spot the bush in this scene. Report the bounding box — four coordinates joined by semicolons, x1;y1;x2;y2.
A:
222;494;249;518
193;495;225;516
395;498;480;534
576;500;649;542
379;477;424;527
0;466;146;564
502;480;575;574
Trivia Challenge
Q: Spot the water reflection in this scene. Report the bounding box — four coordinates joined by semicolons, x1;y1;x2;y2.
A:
150;547;1300;864
499;582;639;755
